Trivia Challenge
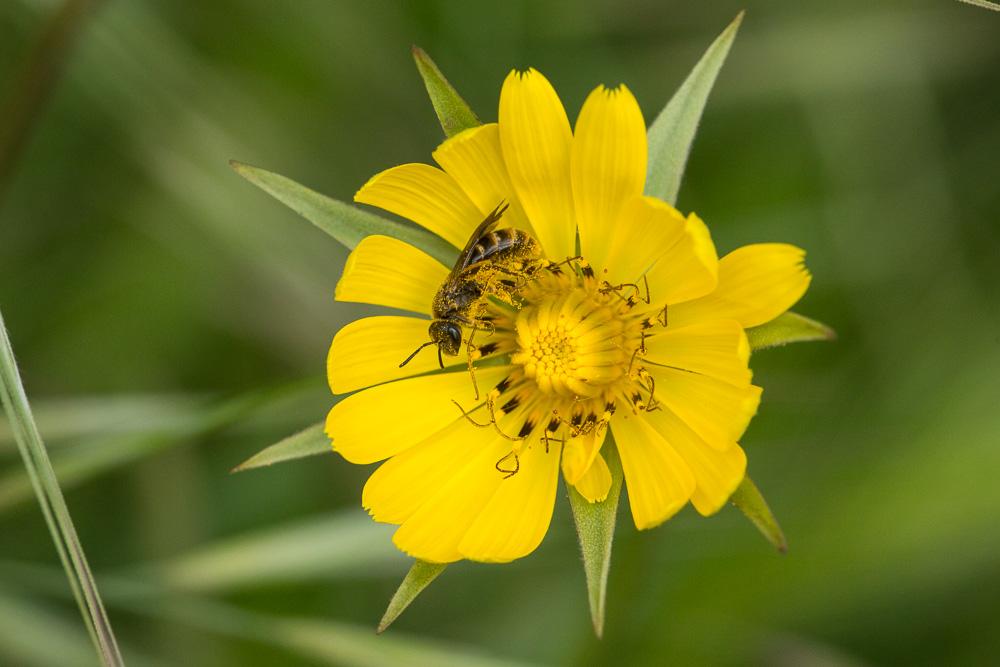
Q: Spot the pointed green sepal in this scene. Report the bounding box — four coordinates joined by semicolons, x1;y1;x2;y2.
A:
230;161;455;265
411;46;481;138
231;422;329;473
568;438;625;638
377;560;447;634
730;475;787;553
747;311;836;352
645;11;744;204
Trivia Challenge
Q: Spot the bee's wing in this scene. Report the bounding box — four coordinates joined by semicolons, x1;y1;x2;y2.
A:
453;202;509;271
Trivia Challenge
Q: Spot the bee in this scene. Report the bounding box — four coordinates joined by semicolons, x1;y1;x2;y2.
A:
399;202;542;369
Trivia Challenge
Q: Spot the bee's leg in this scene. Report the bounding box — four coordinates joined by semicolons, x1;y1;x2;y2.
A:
480;271;520;307
465;325;482;401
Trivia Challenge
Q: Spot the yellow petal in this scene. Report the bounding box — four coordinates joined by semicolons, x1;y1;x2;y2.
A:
354;163;482;249
612;413;695;530
431;124;532;232
668;243;811;328
327;316;464;394
641;408;747;516
647;365;762;451
498;69;575;259
327;366;510;464
334;235;448;315
391;435;512;563
459;440;562;562
644;319;751;387
595;195;685;284
572;452;612;503
644;212;719;305
362;418;494;526
572;85;647;263
560;431;604;484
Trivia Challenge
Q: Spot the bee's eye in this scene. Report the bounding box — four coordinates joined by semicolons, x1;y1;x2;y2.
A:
447;324;462;345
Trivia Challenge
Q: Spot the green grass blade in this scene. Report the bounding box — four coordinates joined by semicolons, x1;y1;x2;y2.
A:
0;393;206;454
129;511;404;592
568;438;625;638
747;311;837;351
730;475;787;553
230;160;455;264
645;12;743;204
411;46;481;138
378;560;447;634
0;589;101;667
0;310;124;666
956;0;1000;10
0;386;278;512
231;421;329;472
2;563;538;667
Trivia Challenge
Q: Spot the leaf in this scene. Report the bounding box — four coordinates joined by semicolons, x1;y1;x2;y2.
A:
730;475;787;553
568;438;625;638
129;510;404;592
230;161;456;265
0;309;124;666
231;422;329;473
645;11;744;204
412;46;481;138
378;560;447;634
747;311;836;351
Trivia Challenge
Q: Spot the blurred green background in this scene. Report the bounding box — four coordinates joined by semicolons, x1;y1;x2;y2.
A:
1;1;999;665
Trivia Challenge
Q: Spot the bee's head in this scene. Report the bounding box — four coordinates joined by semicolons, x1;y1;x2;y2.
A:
429;320;463;357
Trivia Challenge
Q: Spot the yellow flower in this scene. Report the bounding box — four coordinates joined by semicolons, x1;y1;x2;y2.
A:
326;69;810;564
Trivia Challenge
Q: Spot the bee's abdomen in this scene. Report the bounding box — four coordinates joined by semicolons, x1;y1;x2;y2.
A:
467;228;538;266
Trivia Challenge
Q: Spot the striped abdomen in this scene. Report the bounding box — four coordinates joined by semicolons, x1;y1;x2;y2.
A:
466;228;539;267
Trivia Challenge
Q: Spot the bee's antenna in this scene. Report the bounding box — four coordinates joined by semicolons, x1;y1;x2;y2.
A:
399;341;436;368
437;346;444;369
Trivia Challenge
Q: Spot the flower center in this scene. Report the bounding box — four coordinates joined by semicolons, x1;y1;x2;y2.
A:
511;272;635;399
463;258;667;478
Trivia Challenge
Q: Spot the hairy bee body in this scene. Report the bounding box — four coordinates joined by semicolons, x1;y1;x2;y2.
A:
432;227;540;324
464;228;538;268
399;203;542;368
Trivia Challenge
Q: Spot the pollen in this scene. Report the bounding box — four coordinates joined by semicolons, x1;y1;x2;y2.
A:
480;260;657;449
512;273;636;399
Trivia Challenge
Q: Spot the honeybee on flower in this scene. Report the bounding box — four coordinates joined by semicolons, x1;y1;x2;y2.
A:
326;65;811;564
